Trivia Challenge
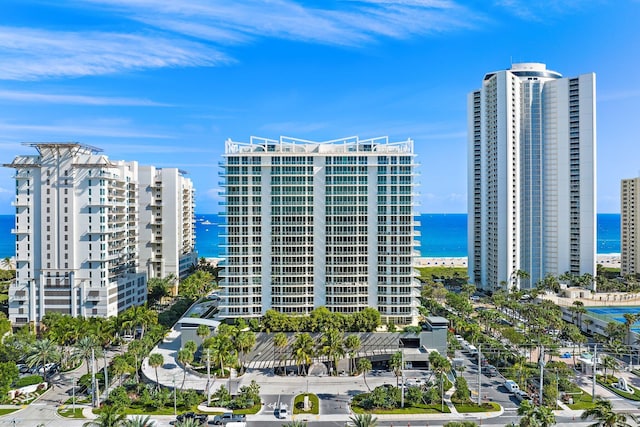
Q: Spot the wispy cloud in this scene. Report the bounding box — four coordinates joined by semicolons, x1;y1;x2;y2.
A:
493;0;597;20
0;120;172;139
0;26;229;80
598;89;640;102
259;121;330;134
0;90;169;106
1;1;486;80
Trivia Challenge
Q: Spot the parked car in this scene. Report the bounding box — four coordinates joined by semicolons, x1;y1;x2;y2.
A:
212;412;246;425
176;412;208;425
514;390;532;403
482;365;499;377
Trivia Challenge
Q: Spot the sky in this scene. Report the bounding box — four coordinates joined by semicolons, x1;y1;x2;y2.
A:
0;0;639;214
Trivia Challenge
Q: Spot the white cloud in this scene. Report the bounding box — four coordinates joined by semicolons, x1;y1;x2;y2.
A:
0;26;229;80
0;121;172;139
0;90;169;106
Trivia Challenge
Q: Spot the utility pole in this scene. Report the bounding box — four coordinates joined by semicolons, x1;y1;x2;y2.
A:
592;344;597;402
103;349;109;401
206;348;211;407
400;344;405;408
477;345;482;405
173;374;177;415
91;348;97;408
538;345;545;406
72;377;76;413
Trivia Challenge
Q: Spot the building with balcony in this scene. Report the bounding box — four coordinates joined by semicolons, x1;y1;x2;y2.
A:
621;177;640;276
138;166;197;284
468;63;596;291
5;143;196;327
219;136;420;325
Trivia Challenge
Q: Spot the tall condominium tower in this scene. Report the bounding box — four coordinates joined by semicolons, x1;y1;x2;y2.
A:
621;178;640;276
468;63;596;291
5;143;196;326
138;166;197;284
220;136;419;325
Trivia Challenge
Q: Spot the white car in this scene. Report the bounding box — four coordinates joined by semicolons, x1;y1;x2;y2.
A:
277;404;288;419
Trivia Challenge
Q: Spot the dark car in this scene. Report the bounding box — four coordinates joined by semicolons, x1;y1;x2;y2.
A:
482;365;499;377
176;412;208;425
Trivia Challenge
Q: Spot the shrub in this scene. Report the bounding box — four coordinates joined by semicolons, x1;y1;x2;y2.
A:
13;375;44;388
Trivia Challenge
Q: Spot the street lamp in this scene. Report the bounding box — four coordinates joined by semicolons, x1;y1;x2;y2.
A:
399;340;405;408
173;374;177;416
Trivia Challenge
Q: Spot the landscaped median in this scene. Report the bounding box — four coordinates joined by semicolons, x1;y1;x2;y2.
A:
293;393;319;415
596;375;640;401
453;402;500;413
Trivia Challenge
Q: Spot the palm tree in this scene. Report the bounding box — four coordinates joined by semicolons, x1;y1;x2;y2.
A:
123;416;154;427
120;305;157;340
74;336;103;375
357;358;372;391
148;353;164;390
273;332;288;374
234;330;256;374
581;396;639;426
517;399;556;426
623;313;638;345
196;324;210;342
601;355;619;380
177;348;194;390
344;334;361;375
2;257;13;270
389;351;403;387
292;333;314;376
206;334;236;377
348;413;378;427
282;422;308;427
82;404;127;427
26;339;60;373
183;340;198;355
111;355;132;386
318;329;344;376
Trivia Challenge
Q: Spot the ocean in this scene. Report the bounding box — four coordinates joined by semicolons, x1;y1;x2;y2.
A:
0;213;622;259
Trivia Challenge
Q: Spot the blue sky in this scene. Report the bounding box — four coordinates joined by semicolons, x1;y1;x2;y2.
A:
0;0;639;214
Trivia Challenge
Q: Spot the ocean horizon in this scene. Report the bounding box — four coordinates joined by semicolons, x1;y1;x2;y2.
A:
0;213;621;260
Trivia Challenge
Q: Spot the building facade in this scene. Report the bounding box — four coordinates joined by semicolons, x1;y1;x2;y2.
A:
219;136;419;325
138;166;197;283
5;143;196;327
468;63;596;291
621;178;640;276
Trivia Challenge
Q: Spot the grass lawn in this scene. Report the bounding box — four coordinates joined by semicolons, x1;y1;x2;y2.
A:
567;392;596;410
58;407;85;418
0;408;19;416
293;393;319;415
352;403;451;415
233;403;262;415
454;402;500;413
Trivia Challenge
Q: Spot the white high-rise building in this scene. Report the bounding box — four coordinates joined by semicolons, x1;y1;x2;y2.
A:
468;63;596;291
138;166;197;284
5;143;196;327
220;136;420;325
621;178;640;276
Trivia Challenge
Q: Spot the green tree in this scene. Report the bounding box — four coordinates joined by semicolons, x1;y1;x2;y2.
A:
601;355;619;380
0;362;19;401
357;358;372;391
517;400;556;426
452;376;471;403
26;339;60;372
73;336;103;375
580;396;639;426
348;413;378;427
177;348;194;390
235;330;256;374
205;333;236;377
196;324;210;342
174;418;202;427
344;334;361;375
389;351;403;387
292;333;314;376
82;404;127;427
148;353;164;390
111;355;132;386
318;329;344;376
183;340;198;355
282;422;308;427
273;332;289;374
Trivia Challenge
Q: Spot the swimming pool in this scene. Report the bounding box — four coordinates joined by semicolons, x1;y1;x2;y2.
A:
586;306;640;332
